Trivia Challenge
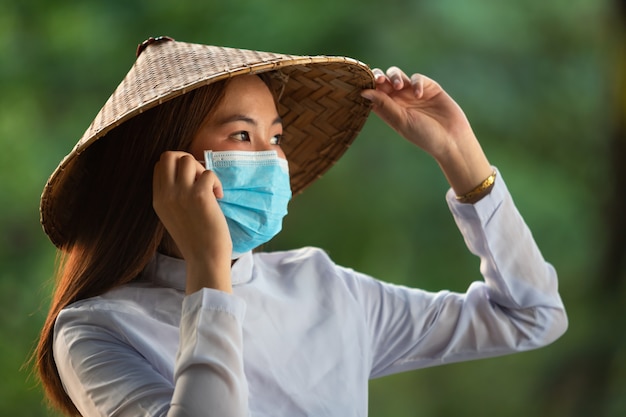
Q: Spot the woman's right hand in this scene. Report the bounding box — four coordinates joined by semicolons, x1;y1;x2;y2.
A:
153;151;233;294
361;68;493;198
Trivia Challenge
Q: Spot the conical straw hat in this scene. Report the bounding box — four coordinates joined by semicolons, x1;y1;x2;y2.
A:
40;37;375;248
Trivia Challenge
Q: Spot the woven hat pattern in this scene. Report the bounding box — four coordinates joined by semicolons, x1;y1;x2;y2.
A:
41;39;375;248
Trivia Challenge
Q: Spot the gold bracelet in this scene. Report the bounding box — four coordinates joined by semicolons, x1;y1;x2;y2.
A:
455;170;497;204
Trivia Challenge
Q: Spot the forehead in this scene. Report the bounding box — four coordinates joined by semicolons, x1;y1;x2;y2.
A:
189;74;284;153
220;75;275;105
201;75;280;127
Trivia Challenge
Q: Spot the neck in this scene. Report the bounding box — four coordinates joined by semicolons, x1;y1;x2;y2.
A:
158;231;238;266
158;232;184;259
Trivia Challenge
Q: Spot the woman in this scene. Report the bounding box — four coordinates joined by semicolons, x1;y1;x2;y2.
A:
36;36;567;416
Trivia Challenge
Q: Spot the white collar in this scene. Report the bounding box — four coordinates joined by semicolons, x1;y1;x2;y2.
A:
144;251;254;291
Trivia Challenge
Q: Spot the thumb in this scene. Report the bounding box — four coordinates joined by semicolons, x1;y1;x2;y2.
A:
361;89;405;132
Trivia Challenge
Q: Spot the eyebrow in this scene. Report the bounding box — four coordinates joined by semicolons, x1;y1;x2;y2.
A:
216;114;283;126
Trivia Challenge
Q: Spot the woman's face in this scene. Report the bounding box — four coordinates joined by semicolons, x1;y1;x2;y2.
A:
189;75;286;160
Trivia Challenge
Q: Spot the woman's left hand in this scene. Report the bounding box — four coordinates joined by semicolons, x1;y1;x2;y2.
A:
361;67;493;196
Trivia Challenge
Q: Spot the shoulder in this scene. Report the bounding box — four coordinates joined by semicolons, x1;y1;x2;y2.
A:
253;246;336;272
55;282;183;336
250;247;374;297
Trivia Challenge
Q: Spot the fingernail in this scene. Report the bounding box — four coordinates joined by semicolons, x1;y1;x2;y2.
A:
360;90;373;100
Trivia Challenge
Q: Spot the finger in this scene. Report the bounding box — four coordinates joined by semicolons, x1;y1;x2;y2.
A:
371;68;387;84
410;73;425;99
359;89;405;130
196;169;224;199
153;151;179;198
175;154;202;188
192;155;222;198
369;68;395;95
385;66;411;90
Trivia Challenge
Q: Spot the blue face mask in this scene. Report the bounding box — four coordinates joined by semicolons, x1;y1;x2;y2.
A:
204;150;292;259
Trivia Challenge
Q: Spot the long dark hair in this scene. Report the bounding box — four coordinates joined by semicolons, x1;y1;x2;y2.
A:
35;80;229;416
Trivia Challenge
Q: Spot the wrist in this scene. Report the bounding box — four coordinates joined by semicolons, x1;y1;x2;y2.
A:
185;254;233;294
455;170;497;204
434;134;493;196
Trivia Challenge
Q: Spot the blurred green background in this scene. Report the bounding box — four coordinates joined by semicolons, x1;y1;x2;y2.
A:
1;0;623;415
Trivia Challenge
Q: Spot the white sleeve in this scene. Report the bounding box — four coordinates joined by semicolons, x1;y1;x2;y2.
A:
54;289;248;417
170;289;248;416
344;171;568;378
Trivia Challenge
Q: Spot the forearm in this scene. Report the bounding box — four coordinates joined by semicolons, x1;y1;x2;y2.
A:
434;132;493;197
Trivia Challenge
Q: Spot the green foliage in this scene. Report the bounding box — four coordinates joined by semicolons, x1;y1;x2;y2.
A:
1;0;618;415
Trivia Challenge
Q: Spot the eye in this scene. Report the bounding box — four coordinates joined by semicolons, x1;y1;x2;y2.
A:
270;134;284;146
231;131;251;142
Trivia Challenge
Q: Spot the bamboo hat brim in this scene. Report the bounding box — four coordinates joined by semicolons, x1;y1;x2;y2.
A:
40;37;375;248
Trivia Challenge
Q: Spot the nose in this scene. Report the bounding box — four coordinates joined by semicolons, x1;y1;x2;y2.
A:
253;141;274;152
254;136;287;159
